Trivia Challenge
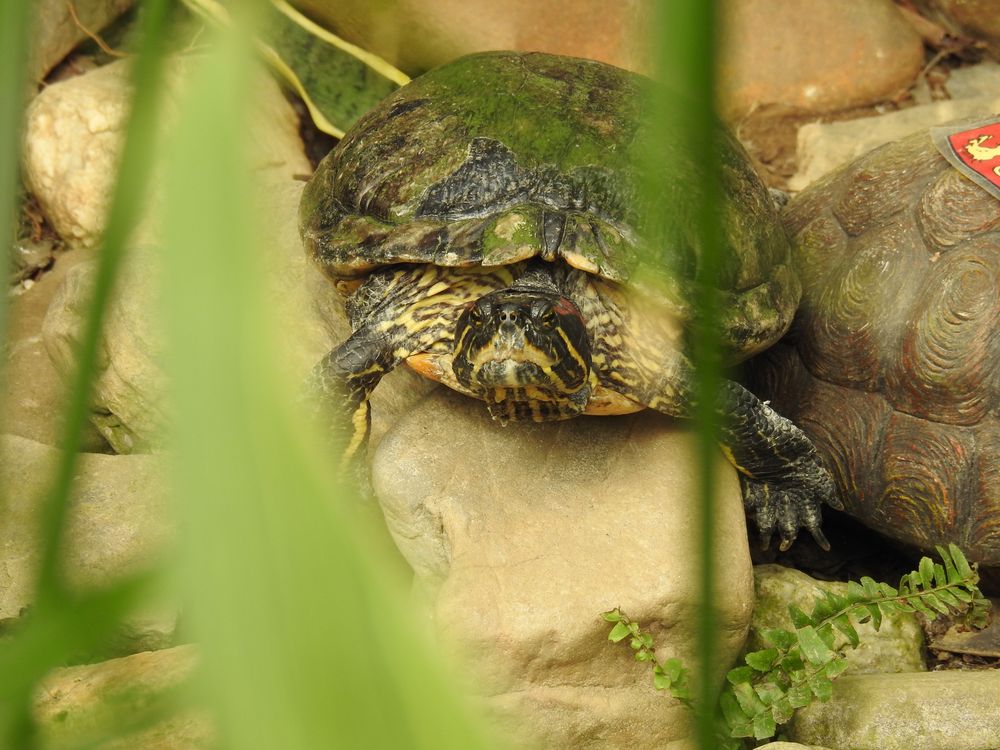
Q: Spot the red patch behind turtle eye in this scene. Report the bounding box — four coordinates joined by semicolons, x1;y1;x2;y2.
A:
553;297;583;320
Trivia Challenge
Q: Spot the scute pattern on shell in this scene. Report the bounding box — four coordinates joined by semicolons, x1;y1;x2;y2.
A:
300;51;800;363
752;126;1000;565
886;244;1000;425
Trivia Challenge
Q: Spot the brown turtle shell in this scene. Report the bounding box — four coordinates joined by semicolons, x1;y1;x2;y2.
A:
750;126;1000;565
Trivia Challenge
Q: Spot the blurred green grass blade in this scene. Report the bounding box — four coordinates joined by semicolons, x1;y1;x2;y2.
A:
0;572;156;747
33;0;174;608
650;2;723;749
182;0;408;136
0;0;32;443
158;15;495;749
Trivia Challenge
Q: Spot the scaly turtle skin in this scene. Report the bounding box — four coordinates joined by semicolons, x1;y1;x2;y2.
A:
300;51;841;550
750;126;1000;564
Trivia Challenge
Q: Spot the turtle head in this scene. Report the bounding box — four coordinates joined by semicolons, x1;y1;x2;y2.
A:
452;288;593;420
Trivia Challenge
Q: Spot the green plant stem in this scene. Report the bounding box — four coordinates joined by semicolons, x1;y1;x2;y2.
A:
33;0;173;609
0;0;32;481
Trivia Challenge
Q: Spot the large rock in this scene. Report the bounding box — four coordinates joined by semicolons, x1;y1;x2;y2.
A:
23;56;334;453
290;0;654;75
21;56;311;249
717;0;924;122
34;645;210;750
27;0;134;86
787;671;1000;750
38;181;430;454
3;247;107;451
0;434;175;655
749;565;926;674
42;247;165;453
373;391;753;749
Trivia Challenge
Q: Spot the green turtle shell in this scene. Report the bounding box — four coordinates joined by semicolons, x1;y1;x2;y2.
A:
300;51;799;361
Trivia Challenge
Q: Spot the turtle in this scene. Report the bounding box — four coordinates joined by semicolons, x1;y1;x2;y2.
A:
748;124;1000;565
299;50;841;551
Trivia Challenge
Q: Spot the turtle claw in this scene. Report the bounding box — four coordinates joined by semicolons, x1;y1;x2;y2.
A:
740;455;840;551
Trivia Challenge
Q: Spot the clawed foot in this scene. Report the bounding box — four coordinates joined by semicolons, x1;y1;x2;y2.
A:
740;454;843;552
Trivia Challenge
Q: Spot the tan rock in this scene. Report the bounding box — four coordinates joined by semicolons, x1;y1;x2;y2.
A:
26;0;134;85
3;246;107;451
0;434;175;652
787;670;1000;750
34;645;211;750
39;180;429;454
21;56;311;249
912;0;1000;61
718;0;923;122
749;565;926;675
373;391;753;749
291;0;654;75
42;247;165;453
22;59;134;248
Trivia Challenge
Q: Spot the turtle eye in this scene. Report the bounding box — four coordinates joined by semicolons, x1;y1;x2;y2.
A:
538;309;558;327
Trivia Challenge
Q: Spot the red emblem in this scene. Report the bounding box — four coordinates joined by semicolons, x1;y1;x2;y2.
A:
931;117;1000;200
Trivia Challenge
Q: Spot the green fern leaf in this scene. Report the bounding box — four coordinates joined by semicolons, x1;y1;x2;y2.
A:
933;563;948;588
809;674;834;701
951;544;973;579
951;587;973;603
733;681;767;716
786;683;812;708
745;648;779;672
727;666;756;685
752;712;777;740
865;602;883;629
860;576;881;598
720;690;750;727
824;658;849;679
923;592;951;615
796;626;834;665
937;544;959;583
761;628;795;650
608;621;630;642
832;614;859;647
753;681;784;706
847;580;866;603
770;696;794;724
788;604;812;628
919;557;935;589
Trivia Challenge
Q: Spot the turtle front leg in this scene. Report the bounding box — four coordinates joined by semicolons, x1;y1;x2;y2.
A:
718;380;842;551
308;326;397;466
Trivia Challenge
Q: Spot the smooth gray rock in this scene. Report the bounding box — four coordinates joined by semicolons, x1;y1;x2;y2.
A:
373;390;753;749
749;565;926;674
787;670;1000;750
0;434;175;653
